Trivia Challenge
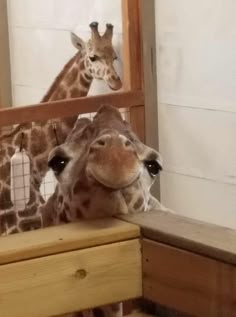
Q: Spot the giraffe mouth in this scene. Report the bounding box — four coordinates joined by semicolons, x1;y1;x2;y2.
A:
87;165;142;190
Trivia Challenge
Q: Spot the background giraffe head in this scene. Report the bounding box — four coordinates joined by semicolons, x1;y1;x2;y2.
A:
44;106;162;222
71;22;122;91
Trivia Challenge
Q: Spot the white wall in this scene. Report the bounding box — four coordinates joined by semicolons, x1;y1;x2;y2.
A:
7;0;123;106
156;0;236;229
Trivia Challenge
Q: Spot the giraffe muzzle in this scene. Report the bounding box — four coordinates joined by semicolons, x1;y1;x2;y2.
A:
87;134;141;189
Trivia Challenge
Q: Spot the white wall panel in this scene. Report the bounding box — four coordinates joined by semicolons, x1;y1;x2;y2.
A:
161;171;236;229
159;103;236;185
156;0;236;229
156;0;236;113
7;0;122;33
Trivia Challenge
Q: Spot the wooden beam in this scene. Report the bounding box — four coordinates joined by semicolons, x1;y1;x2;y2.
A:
130;105;145;142
0;90;144;127
118;210;236;266
122;0;145;142
139;0;160;199
122;0;143;91
0;218;140;265
0;239;142;317
143;239;236;317
0;0;12;108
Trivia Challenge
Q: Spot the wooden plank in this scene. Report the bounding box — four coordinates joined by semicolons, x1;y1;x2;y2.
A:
122;0;145;142
0;239;142;317
118;210;236;266
0;0;12;108
0;90;144;127
139;0;158;149
143;239;236;317
0;218;140;265
130;105;145;142
122;0;143;91
139;0;160;199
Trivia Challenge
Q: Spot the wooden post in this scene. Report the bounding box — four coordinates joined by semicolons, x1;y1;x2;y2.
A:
0;0;12;108
139;0;160;199
122;0;160;199
122;0;145;142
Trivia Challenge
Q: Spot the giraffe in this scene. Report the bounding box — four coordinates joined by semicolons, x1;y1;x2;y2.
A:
38;104;166;317
40;104;166;226
0;22;122;235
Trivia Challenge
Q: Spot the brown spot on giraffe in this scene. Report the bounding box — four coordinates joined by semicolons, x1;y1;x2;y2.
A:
0;162;10;181
64;202;70;211
82;198;91;209
79;75;91;89
36;158;48;175
133;196;144;210
76;208;83;218
14;132;29;150
19;218;42;231
1;212;17;229
70;88;81;98
7;146;15;157
122;190;133;204
73;179;90;195
59;210;69;223
0;187;12;209
67;67;78;86
84;72;92;81
93;308;105;317
0;148;6;160
30;128;47;156
79;60;85;71
53;88;67;100
58;195;64;204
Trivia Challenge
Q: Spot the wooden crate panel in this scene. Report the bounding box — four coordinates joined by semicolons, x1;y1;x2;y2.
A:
0;219;140;265
0;239;141;317
143;239;236;317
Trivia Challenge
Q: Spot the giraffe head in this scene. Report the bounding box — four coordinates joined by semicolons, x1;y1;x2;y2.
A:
71;22;122;91
45;106;162;222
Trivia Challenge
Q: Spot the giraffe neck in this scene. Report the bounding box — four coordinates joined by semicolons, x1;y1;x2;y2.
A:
41;52;93;102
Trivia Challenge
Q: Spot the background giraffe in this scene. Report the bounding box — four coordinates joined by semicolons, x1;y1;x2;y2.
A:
0;22;122;234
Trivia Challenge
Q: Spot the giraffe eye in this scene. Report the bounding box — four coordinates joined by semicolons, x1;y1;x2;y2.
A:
89;55;99;62
144;160;162;177
48;155;70;176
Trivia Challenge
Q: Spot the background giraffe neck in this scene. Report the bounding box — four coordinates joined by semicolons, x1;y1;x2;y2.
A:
41;51;92;102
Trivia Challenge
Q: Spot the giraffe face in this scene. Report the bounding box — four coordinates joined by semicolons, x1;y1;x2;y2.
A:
48;106;162;213
71;22;122;91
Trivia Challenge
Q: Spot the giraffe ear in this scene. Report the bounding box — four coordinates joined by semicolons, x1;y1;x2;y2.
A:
71;32;85;51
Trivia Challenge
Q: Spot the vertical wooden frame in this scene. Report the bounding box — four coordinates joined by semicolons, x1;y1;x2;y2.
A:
122;0;160;199
0;0;12;108
122;0;145;142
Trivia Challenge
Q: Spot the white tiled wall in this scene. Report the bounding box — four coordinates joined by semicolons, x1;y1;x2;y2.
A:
156;0;236;229
7;0;123;106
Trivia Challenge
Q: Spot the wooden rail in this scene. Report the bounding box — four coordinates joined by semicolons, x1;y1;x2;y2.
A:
119;210;236;265
0;219;141;317
0;90;144;127
119;210;236;317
